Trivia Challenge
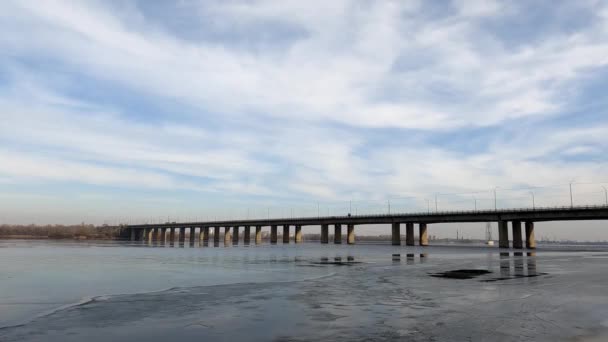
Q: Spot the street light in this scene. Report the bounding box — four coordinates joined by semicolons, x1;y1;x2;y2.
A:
602;186;608;206
435;193;439;212
529;191;535;210
569;181;574;208
472;195;477;211
387;199;391;214
493;187;498;210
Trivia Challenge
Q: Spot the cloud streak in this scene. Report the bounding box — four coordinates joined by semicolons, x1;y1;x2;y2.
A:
0;0;607;226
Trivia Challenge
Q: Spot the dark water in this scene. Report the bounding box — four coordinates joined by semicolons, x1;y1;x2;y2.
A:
1;240;607;341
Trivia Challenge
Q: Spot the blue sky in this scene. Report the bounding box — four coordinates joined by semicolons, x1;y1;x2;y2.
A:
1;1;607;237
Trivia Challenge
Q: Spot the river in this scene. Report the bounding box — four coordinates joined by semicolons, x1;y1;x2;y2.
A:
1;240;607;341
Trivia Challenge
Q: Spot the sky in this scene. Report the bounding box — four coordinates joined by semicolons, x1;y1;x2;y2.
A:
0;1;607;239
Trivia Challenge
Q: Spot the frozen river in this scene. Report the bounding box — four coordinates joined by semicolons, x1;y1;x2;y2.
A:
1;240;607;341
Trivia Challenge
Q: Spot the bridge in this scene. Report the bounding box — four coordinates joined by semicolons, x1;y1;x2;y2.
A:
125;205;608;249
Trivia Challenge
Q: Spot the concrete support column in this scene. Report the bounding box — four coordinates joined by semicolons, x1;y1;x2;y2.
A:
512;220;523;249
419;223;428;246
295;225;303;243
347;224;355;245
213;227;220;244
159;228;166;244
244;226;251;244
150;228;158;242
233;226;240;244
525;221;536;249
271;225;278;244
334;224;342;244
130;229;136;241
406;223;415;246
140;229;146;241
321;224;329;244
224;227;232;245
147;228;154;242
391;223;401;245
498;221;509;248
283;225;290;244
189;228;196;245
202;227;210;244
169;228;176;244
255;226;262;244
179;228;186;244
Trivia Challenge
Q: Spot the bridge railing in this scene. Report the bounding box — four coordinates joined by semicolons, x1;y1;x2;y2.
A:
134;204;608;226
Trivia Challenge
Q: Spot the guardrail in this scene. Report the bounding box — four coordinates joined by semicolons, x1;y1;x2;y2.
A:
127;204;608;226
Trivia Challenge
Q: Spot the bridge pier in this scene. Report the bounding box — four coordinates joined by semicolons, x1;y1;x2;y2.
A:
179;227;186;244
271;225;278;244
321;224;329;244
498;221;509;248
244;226;251;244
159;228;166;244
406;223;415;246
283;225;290;244
391;223;400;245
512;221;523;249
189;228;196;245
255;226;262;244
334;224;342;244
130;229;136;241
295;225;303;243
347;224;355;244
419;223;428;246
224;227;232;245
233;226;240;245
525;221;536;249
169;228;176;245
201;227;209;245
213;227;220;244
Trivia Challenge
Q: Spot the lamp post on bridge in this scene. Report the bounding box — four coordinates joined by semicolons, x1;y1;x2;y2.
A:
569;181;574;208
493;187;498;210
529;191;535;210
602;186;608;206
435;193;439;212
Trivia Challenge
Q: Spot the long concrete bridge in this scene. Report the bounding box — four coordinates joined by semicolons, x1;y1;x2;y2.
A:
126;205;608;249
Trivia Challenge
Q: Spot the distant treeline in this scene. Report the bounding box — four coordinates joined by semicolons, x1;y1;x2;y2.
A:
0;224;126;239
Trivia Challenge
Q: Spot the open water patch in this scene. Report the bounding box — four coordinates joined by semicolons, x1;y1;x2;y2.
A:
430;269;492;279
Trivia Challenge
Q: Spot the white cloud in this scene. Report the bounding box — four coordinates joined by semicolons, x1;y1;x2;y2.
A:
1;0;608;228
2;0;606;130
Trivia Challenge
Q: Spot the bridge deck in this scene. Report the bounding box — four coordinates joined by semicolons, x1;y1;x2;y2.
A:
127;205;608;229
